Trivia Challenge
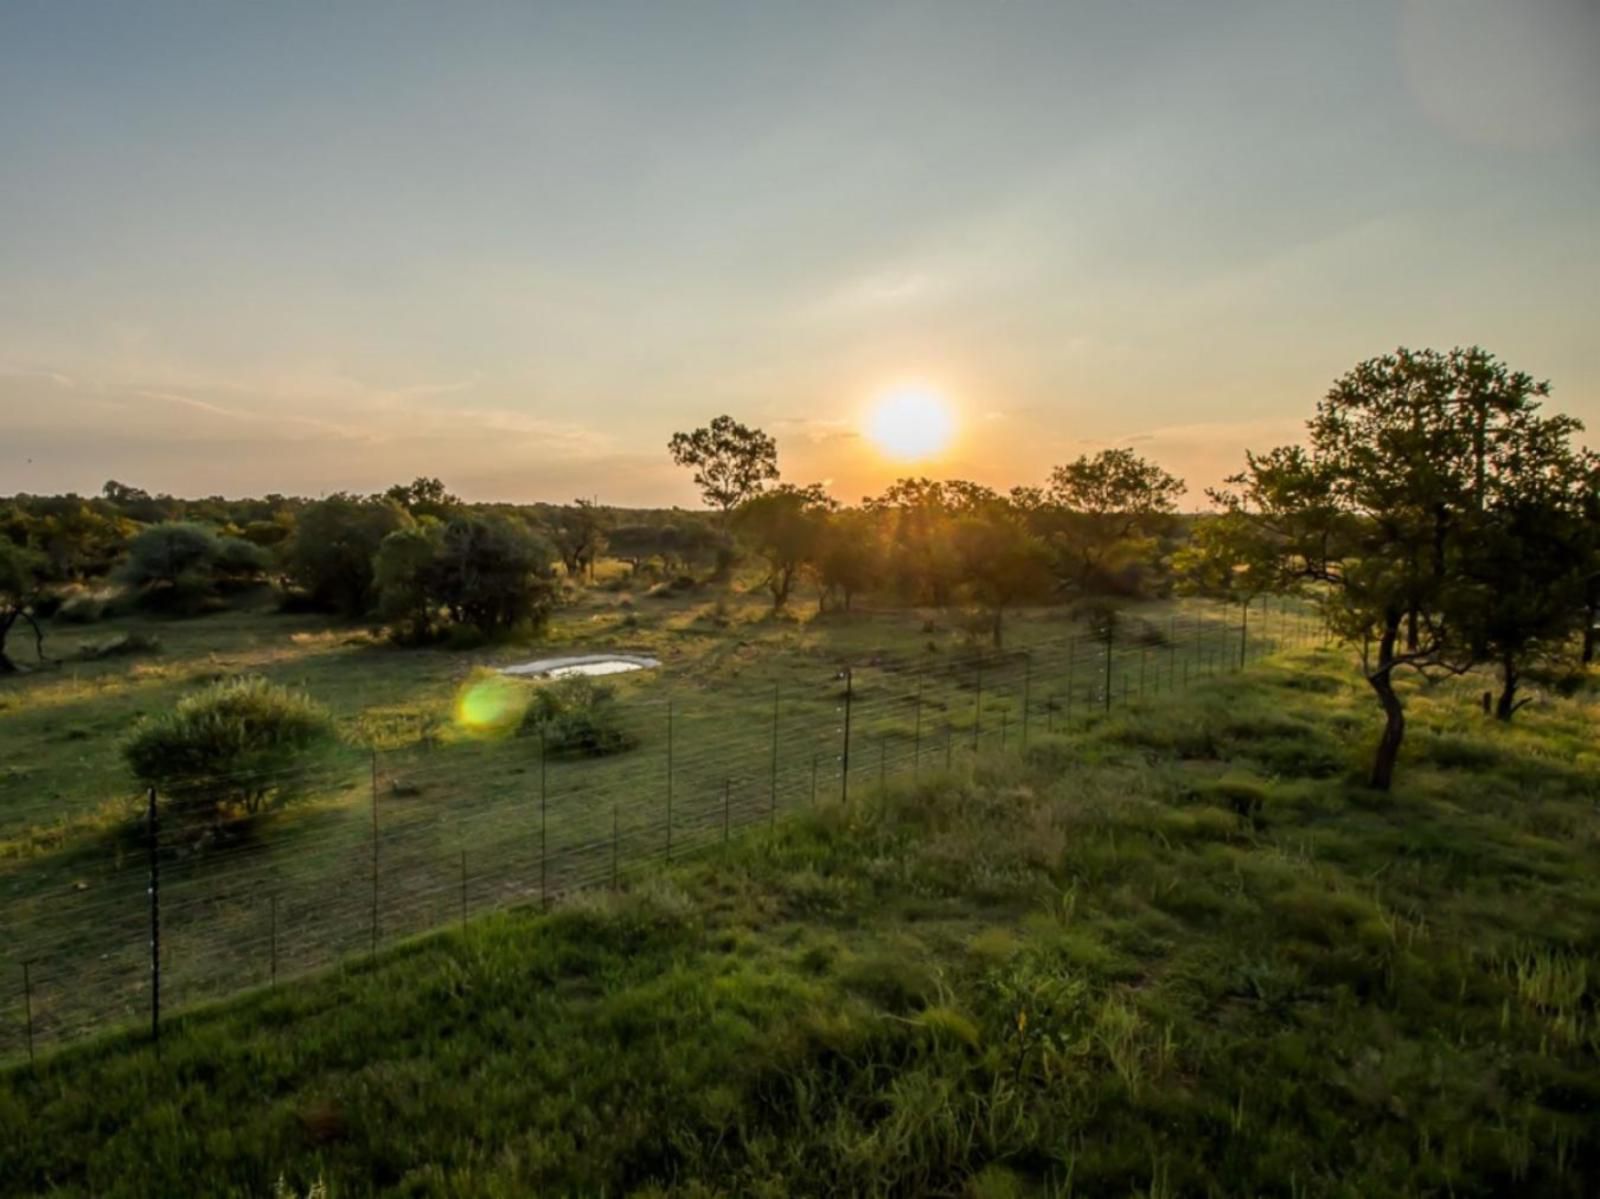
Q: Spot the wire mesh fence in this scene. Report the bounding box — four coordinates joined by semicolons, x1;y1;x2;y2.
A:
2;595;1327;1063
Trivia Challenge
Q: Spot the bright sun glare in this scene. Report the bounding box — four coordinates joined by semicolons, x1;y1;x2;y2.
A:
865;385;956;461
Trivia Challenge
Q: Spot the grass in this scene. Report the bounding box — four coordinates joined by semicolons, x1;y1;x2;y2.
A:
2;647;1598;1196
0;575;1306;1054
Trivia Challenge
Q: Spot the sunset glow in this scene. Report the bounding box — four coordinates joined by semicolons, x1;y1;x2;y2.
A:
864;385;957;462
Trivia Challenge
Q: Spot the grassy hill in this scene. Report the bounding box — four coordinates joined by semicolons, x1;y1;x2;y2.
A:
3;649;1598;1197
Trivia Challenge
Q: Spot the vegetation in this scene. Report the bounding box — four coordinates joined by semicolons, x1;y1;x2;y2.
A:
123;678;341;829
519;676;639;758
669;415;781;521
1207;347;1595;789
5;655;1598;1196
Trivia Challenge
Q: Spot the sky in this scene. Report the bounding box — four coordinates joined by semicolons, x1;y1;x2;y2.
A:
2;0;1597;508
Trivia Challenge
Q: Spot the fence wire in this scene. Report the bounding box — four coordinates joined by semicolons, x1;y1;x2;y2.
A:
1;596;1327;1063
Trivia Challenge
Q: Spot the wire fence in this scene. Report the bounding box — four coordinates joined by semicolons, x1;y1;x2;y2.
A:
2;595;1327;1064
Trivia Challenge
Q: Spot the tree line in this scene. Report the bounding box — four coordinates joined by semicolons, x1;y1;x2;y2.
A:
4;344;1597;796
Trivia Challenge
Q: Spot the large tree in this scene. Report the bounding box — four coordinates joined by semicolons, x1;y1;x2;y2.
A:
668;416;779;522
429;515;556;636
285;495;411;617
1046;448;1184;598
1211;347;1582;789
951;502;1053;647
732;484;835;612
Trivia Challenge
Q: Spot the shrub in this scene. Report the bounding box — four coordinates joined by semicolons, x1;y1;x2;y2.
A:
519;677;638;758
124;678;340;828
55;591;107;624
77;631;161;661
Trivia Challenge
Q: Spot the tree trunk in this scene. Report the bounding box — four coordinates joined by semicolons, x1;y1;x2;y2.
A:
1366;617;1405;791
0;609;19;673
1405;607;1419;653
1495;653;1519;721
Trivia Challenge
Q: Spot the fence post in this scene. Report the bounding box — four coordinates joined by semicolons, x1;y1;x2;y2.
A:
665;700;674;862
611;804;619;889
879;735;887;792
147;786;160;1056
945;722;953;770
912;672;924;779
1021;652;1032;748
369;750;379;955
1066;636;1075;724
460;850;468;932
1239;598;1248;670
724;777;731;843
770;683;780;822
999;711;1008;751
972;656;984;750
1138;645;1147;696
269;894;278;988
840;668;853;805
1103;618;1114;712
810;752;818;806
22;962;34;1067
540;726;548;908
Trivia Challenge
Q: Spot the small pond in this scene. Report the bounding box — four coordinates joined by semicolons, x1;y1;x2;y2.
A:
499;653;661;680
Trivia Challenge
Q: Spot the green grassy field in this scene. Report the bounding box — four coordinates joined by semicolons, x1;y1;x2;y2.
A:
2;646;1596;1196
1;576;1307;1058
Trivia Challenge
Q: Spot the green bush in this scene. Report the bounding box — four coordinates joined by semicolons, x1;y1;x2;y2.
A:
519;677;638;758
77;631;161;661
55;590;107;624
124;677;340;828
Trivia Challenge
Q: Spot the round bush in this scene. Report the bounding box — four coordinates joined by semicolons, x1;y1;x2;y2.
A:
124;677;340;827
520;677;638;758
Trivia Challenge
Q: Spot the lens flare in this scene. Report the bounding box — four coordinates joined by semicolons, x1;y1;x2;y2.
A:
454;675;525;739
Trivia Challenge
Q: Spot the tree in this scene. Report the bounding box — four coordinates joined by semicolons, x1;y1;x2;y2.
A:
814;510;881;614
732;484;835;612
548;499;607;579
951;503;1053;647
1456;427;1593;720
1211;347;1578;789
1046;448;1184;599
0;541;48;673
865;479;963;607
430;515;556;636
668;416;779;522
383;477;460;519
375;523;446;644
285;495;410;616
123;677;340;829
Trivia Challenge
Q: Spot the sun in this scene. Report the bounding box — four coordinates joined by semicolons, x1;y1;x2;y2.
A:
865;384;957;461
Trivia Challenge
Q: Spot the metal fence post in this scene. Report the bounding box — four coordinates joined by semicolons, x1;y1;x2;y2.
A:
611;803;619;889
1103;619;1114;712
147;786;160;1055
369;750;379;954
269;894;278;988
1066;636;1075;723
723;777;731;843
912;672;923;779
770;683;780;822
665;700;674;862
810;752;818;805
540;726;548;908
840;668;853;804
22;962;34;1067
460;850;468;931
972;656;983;750
1239;598;1248;670
1021;652;1032;748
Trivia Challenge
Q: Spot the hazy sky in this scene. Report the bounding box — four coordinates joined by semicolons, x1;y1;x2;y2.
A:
3;1;1597;507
